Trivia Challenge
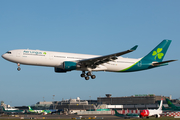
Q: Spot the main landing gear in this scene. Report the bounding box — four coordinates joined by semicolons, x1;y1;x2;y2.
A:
17;63;21;71
80;71;96;80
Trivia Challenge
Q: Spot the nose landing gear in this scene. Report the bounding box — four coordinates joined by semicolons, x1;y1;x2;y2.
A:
17;63;21;71
80;71;96;80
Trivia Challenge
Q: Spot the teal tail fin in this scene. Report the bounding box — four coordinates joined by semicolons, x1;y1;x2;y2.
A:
114;109;124;117
28;106;32;110
119;39;176;72
166;98;177;108
2;106;5;111
114;109;119;115
142;40;172;62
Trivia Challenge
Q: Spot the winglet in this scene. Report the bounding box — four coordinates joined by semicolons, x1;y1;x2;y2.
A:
130;45;138;51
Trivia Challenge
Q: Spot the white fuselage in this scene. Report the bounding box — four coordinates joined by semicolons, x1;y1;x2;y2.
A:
2;49;140;72
148;109;162;117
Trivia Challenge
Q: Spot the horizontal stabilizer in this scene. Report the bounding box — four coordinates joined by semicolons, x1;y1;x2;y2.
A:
152;60;177;66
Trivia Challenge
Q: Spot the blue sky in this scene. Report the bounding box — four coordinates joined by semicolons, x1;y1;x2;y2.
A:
0;0;179;106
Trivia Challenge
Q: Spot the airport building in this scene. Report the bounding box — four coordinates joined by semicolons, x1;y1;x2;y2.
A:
50;97;96;111
29;97;96;113
31;101;53;110
97;94;169;105
97;94;170;110
1;94;178;114
29;94;171;111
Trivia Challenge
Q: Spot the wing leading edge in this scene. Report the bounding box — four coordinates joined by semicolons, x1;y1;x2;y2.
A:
77;45;138;69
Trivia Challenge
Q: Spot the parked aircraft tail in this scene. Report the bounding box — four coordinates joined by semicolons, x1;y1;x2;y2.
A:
28;106;32;110
114;109;125;117
2;106;5;111
166;98;177;108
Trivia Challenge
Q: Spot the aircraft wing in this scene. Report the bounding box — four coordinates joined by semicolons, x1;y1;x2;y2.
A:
78;45;138;68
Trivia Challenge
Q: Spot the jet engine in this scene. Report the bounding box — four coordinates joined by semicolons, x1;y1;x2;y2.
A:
156;114;160;118
54;61;77;73
63;61;77;70
54;67;67;73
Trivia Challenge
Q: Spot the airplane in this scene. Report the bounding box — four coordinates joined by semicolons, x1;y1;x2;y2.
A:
163;98;180;111
1;40;176;80
140;99;163;118
1;106;25;114
28;106;51;115
114;109;139;118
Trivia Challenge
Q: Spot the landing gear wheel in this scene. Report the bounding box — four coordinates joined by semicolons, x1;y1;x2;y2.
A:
17;67;21;71
17;63;21;71
81;74;85;77
85;76;90;80
91;75;96;79
87;72;92;76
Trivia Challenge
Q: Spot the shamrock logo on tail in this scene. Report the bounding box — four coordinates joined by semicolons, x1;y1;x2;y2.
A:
168;101;172;105
152;48;164;60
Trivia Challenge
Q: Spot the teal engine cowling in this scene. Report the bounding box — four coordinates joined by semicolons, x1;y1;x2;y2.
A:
63;61;77;71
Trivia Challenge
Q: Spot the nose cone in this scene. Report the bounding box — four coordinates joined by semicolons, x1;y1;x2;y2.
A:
2;51;13;62
140;110;149;117
140;111;144;116
1;54;5;59
2;53;9;60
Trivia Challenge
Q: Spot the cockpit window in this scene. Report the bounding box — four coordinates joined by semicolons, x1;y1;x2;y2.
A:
6;51;11;54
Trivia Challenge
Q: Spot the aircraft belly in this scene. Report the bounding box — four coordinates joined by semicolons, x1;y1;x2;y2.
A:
105;62;135;72
92;65;107;71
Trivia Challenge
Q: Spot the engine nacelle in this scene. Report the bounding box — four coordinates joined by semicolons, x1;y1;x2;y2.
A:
63;61;77;70
54;67;67;73
156;114;160;118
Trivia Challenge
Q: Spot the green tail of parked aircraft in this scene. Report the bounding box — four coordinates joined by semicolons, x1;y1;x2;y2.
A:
2;40;177;80
162;98;180;111
114;109;125;117
28;106;51;114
